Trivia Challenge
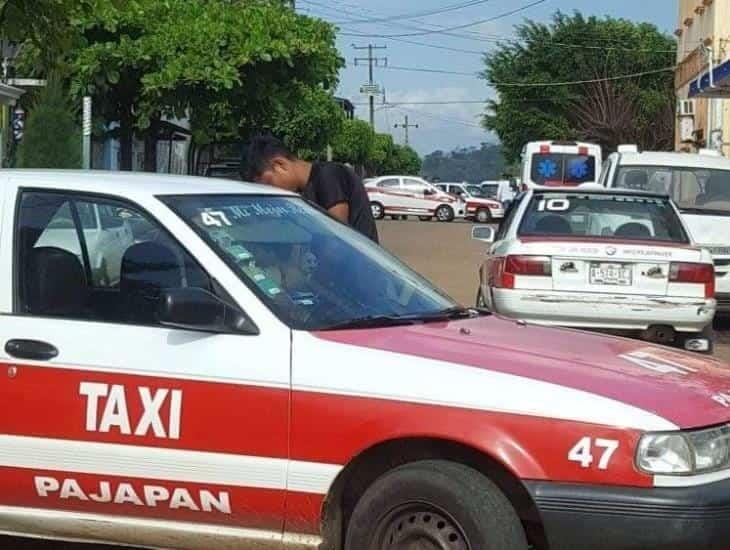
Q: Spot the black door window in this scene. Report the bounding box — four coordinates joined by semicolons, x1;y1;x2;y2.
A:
16;191;213;326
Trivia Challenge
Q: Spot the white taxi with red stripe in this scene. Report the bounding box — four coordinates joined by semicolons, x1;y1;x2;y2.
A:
365;175;463;222
1;171;730;550
474;187;716;353
436;183;505;223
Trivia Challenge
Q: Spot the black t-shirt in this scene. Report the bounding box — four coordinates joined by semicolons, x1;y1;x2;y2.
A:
303;162;379;243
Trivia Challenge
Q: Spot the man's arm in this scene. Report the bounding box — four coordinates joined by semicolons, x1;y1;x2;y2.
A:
328;202;349;223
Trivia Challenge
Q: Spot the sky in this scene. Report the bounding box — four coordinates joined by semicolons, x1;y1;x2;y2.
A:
295;0;678;156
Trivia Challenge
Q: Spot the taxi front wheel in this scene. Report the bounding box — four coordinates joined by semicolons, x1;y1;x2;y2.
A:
345;460;528;550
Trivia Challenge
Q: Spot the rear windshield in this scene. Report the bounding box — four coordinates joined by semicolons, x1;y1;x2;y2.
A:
518;193;689;243
530;154;596;186
613;165;730;214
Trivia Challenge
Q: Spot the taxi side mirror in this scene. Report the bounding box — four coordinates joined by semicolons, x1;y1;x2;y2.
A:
158;288;258;335
472;225;495;243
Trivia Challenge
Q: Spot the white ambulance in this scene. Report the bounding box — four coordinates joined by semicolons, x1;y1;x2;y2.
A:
521;140;602;189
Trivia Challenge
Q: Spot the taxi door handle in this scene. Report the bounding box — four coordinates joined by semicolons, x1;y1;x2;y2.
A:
5;339;59;361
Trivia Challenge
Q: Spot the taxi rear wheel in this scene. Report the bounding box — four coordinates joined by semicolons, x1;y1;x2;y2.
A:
476;288;487;309
345;460;528;550
435;205;455;222
371;202;385;220
476;208;492;223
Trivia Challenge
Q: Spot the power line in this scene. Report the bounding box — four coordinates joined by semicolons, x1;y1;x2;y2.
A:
339;0;547;39
301;0;676;54
332;0;495;25
383;65;476;76
490;66;675;87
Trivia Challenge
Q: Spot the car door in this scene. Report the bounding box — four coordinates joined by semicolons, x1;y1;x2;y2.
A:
402;178;434;215
0;187;293;546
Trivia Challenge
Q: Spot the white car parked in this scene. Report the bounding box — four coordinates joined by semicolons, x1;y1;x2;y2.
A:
473;187;716;352
435;183;504;223
602;148;730;314
365;176;464;222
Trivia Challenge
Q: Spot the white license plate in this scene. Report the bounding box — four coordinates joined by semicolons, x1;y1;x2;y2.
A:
590;263;632;286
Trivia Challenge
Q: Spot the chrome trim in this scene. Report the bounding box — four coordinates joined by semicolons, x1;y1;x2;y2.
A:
0;505;320;549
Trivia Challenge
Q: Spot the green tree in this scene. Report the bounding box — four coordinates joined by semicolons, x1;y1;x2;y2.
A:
16;76;81;168
422;143;505;182
387;144;421;174
482;11;676;163
331;118;375;167
62;0;342;170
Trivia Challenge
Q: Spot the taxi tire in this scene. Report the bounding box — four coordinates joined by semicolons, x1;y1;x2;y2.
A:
345;460;528;550
435;205;455;222
371;202;385;220
476;208;492;223
476;287;487;309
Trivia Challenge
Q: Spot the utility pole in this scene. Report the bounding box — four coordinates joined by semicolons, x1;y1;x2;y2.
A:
82;96;92;170
353;44;387;128
394;115;419;146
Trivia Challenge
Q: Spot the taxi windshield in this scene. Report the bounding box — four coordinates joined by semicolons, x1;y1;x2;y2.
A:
614;165;730;215
162;195;458;330
518;193;689;243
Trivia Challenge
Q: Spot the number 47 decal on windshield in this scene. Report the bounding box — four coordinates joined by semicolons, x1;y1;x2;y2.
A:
568;437;619;470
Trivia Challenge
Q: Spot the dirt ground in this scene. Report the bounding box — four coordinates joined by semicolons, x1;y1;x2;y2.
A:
375;218;730;362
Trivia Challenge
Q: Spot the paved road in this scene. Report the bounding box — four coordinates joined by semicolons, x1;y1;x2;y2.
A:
3;218;729;549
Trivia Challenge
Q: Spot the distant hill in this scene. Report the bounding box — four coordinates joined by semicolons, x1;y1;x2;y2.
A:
421;143;506;184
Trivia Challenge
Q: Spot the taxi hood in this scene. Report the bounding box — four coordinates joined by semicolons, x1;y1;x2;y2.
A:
316;315;730;430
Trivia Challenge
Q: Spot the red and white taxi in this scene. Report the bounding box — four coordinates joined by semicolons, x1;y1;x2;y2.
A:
2;171;730;550
436;183;505;223
474;187;716;352
365;175;463;222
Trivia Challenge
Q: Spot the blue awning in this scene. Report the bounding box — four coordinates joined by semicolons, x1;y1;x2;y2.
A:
689;58;730;98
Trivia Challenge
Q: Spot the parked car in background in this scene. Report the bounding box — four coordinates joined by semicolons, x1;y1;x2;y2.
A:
602;148;730;315
365;175;464;222
521;140;602;189
204;162;243;180
436;183;504;223
480;180;517;206
473;187;716;352
36;202;134;286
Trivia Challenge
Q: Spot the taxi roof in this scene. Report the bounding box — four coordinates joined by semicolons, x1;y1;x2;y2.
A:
0;170;292;198
616;151;730;170
530;185;668;199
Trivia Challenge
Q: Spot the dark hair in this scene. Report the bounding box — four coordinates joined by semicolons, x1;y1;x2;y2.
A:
246;135;296;180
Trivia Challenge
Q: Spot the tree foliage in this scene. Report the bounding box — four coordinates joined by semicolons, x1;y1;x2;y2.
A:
16;76;81;169
482;11;676;163
52;0;343;169
422;143;505;183
332;118;375;167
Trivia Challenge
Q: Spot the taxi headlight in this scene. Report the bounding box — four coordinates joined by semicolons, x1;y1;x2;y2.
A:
637;426;730;475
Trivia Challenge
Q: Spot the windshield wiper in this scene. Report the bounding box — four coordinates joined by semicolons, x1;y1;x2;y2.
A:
319;315;420;331
319;307;486;331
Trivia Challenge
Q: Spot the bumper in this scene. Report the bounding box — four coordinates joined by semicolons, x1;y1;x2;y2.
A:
526;479;730;550
492;289;716;332
466;206;505;219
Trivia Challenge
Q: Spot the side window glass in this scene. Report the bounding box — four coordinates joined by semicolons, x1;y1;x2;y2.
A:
378;178;400;188
496;194;524;241
16;191;212;326
403;179;427;193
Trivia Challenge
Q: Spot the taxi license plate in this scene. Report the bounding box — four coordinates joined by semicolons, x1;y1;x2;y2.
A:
590;263;632;286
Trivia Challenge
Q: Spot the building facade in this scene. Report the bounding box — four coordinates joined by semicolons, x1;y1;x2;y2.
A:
675;0;730;154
